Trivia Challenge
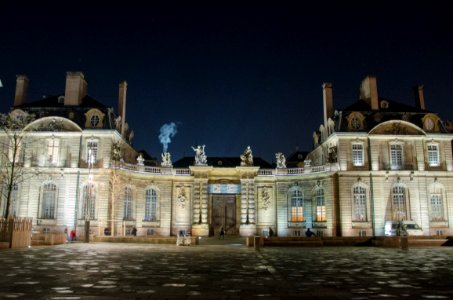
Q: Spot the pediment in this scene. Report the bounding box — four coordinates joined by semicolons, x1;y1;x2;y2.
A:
369;120;425;135
24;116;83;132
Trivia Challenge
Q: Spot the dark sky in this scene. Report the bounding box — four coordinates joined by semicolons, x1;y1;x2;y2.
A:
1;1;452;163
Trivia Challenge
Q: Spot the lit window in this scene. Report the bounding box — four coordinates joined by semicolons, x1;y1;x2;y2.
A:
392;185;406;220
86;140;98;164
315;189;326;221
427;144;440;167
144;188;157;221
353;185;367;221
41;183;57;219
390;144;403;170
47;138;60;164
430;194;444;221
124;187;133;220
352;143;364;166
81;183;96;220
289;189;304;222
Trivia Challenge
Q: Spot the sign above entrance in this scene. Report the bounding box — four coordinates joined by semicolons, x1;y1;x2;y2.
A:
208;184;241;194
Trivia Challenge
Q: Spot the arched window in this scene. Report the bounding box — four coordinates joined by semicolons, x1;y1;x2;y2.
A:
41;182;57;219
124;186;133;220
288;188;304;222
144;188;158;221
352;185;367;221
392;184;407;220
81;183;96;220
429;183;445;221
315;188;326;221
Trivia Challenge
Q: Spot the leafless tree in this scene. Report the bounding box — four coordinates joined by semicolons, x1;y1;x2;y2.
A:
0;111;35;218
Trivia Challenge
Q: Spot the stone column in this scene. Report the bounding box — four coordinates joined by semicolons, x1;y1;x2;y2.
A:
237;166;259;236
189;166;212;236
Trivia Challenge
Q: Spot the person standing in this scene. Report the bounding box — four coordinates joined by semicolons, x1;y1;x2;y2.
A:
220;227;225;240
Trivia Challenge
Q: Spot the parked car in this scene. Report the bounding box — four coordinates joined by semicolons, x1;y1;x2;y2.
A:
384;221;423;236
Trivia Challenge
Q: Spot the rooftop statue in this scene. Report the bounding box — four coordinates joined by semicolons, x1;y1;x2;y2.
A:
161;152;172;167
275;152;286;168
192;145;207;165
137;154;144;166
240;146;254;166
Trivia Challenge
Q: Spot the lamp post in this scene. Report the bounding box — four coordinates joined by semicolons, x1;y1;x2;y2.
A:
84;148;94;243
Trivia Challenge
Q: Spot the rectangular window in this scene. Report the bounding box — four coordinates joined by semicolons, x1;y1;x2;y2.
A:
47;139;60;164
8;139;21;163
390;144;403;170
290;190;304;222
430;194;444;221
352;143;364;166
86;140;98;164
144;189;157;221
315;189;326;221
392;185;406;220
124;187;133;220
353;186;367;221
427;144;440;167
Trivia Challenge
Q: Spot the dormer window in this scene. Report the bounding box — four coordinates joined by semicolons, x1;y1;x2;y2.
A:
90;115;100;127
380;100;389;109
84;108;105;129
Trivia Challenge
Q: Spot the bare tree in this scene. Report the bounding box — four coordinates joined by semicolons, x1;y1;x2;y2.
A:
0;111;35;218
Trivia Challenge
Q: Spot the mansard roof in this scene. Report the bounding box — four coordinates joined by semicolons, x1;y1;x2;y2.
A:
173;156;273;168
13;94;117;130
17;94;107;108
335;97;447;133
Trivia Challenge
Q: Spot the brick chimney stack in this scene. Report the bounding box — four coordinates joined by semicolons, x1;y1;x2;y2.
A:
118;81;127;136
14;75;29;107
359;75;379;110
322;82;333;127
64;72;87;106
414;84;426;110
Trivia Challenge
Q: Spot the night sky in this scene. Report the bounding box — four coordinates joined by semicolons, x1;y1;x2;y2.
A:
1;1;452;163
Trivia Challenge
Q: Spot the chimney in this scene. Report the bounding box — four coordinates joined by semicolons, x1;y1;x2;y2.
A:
118;81;127;136
414;84;425;110
322;82;333;127
14;75;29;107
64;72;87;106
359;75;379;110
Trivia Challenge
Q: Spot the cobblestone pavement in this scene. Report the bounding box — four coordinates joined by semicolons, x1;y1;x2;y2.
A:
0;239;453;299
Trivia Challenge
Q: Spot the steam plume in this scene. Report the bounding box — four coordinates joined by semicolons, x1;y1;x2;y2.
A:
159;122;178;152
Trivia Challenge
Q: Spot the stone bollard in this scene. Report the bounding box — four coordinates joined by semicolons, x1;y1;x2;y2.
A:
254;236;261;250
400;236;408;250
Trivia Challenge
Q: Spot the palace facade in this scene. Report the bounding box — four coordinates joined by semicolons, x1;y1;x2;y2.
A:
1;72;452;238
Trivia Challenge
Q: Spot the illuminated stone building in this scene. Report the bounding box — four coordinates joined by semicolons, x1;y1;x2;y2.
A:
1;73;452;237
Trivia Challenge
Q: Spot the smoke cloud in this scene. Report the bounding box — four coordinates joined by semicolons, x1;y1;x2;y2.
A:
159;122;178;153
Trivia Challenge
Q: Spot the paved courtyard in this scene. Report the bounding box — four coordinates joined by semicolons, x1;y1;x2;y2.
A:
0;237;453;299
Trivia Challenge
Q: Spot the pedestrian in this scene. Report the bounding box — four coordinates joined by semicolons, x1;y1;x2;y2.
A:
70;229;76;241
305;228;316;237
220;227;225;240
132;227;137;236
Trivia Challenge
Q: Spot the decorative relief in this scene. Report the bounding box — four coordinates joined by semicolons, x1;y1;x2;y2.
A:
259;186;272;210
176;186;188;208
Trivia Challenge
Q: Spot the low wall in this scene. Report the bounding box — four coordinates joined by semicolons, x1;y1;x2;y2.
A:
0;217;32;249
32;233;67;246
93;236;187;244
